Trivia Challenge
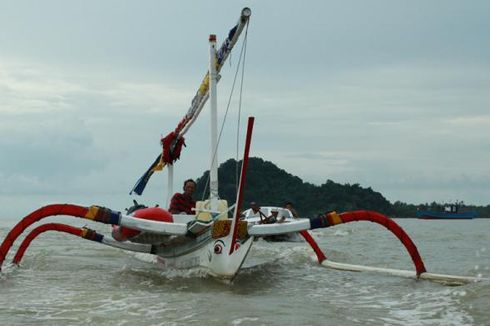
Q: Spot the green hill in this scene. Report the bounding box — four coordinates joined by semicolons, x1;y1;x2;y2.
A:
195;157;393;217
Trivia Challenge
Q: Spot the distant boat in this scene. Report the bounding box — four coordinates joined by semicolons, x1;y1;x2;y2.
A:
417;203;477;219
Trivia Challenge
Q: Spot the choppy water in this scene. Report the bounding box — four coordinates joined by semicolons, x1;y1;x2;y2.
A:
1;217;489;325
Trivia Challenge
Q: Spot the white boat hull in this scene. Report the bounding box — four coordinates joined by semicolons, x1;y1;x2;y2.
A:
150;229;255;280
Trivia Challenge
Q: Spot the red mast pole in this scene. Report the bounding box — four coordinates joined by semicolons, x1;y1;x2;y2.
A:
229;116;254;254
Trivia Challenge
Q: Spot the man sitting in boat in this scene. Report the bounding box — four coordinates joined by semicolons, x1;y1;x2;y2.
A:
262;209;281;224
248;201;267;221
284;201;299;218
169;179;196;214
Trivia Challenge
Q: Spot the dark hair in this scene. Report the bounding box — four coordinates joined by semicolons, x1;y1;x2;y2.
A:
285;201;293;206
183;178;196;190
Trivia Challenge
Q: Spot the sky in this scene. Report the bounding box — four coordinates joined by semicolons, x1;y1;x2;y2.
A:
1;1;489;218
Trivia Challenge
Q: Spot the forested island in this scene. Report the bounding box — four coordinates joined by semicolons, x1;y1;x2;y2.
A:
194;158;490;218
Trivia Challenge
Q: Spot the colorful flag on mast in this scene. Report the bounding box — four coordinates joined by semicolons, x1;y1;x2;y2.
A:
130;10;250;196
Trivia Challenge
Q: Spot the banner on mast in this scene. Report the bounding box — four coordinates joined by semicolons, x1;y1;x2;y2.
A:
130;10;250;196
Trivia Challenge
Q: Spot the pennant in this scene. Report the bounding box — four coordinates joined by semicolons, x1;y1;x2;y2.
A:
130;154;166;195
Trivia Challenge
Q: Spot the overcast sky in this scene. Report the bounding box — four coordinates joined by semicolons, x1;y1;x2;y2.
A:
1;1;489;218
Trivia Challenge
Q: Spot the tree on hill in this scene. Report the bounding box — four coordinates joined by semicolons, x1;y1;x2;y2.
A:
195;157;393;217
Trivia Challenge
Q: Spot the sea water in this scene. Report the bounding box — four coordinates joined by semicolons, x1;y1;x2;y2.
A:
1;217;489;325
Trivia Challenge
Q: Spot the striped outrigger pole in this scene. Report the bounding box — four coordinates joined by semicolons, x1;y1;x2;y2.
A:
309;210;427;276
0;204;122;270
12;223;104;265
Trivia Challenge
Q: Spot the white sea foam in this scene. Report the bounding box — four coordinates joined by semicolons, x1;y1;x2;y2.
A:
377;289;474;326
333;229;350;236
231;317;260;325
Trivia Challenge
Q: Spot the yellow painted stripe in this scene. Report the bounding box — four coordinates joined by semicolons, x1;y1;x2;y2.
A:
85;206;99;220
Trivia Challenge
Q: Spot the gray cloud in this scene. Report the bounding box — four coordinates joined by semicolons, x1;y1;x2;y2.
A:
1;1;490;217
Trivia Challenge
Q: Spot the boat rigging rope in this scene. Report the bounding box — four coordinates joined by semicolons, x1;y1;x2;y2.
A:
235;23;248;193
200;21;250;201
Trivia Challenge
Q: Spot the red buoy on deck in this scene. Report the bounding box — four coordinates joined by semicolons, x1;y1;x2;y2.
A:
112;207;173;241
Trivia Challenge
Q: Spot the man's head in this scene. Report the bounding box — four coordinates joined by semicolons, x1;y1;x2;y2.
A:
250;201;260;213
183;179;196;196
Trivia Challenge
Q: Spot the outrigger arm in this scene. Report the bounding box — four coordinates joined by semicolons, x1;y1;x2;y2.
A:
249;211;488;285
11;223;152;266
249;210;427;276
0;204;185;270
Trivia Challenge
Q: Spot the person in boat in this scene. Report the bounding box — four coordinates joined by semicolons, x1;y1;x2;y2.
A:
284;201;299;218
248;201;268;221
262;208;282;224
249;201;262;216
169;179;196;214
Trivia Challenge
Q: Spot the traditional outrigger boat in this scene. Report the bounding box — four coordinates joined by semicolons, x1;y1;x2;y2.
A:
0;8;486;285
